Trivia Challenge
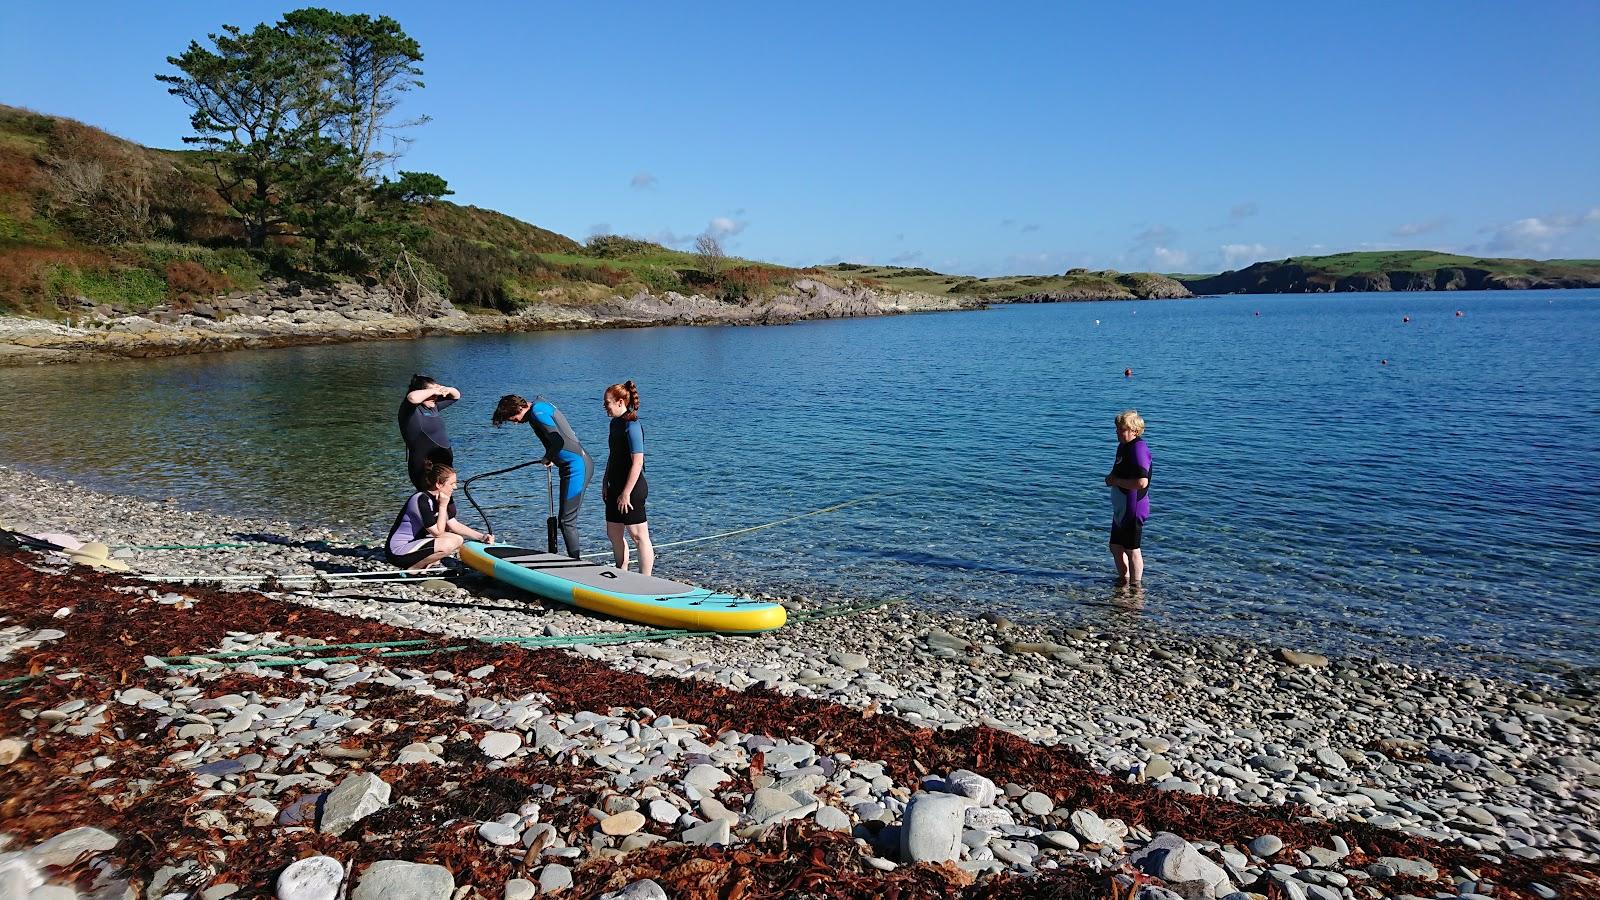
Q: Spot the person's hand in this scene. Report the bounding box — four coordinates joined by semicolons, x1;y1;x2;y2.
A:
1104;474;1115;487
618;495;633;514
484;532;495;544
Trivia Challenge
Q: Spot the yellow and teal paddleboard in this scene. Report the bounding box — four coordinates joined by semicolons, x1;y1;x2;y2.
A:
460;541;787;633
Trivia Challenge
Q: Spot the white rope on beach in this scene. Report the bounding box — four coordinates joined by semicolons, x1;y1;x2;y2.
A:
139;567;456;584
579;491;894;559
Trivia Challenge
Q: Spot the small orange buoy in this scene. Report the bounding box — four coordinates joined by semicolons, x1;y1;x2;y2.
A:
1124;368;1133;378
1402;316;1410;323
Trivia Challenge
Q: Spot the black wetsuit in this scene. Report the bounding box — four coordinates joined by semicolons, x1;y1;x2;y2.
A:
526;398;592;558
399;395;455;491
604;417;648;525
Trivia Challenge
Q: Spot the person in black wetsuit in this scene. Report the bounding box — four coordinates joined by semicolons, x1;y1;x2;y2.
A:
398;374;460;491
491;393;593;558
602;380;653;575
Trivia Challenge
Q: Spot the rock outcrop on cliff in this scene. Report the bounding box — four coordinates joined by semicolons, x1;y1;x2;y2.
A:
1183;258;1600;295
0;278;980;366
1011;272;1192;302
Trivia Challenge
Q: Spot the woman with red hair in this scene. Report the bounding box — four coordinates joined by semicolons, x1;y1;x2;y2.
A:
602;380;654;576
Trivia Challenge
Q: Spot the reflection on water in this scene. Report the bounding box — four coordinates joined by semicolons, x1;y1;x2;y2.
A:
3;291;1599;680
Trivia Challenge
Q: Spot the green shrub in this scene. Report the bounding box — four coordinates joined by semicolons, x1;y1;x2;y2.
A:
584;234;665;259
636;265;683;292
47;262;167;310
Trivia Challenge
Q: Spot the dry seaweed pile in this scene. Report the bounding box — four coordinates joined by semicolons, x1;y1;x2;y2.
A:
1;550;1595;899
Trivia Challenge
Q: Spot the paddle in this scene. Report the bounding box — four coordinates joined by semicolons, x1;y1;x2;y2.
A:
545;464;559;554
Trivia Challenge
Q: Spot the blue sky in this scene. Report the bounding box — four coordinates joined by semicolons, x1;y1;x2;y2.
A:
4;1;1599;275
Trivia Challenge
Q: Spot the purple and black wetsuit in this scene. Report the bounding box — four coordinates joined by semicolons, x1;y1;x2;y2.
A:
1109;437;1152;549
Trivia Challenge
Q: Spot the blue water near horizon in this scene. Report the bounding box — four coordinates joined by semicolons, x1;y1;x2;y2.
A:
3;290;1597;681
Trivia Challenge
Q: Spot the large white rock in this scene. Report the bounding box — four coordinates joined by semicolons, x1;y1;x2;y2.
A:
682;818;731;846
537;864;573;894
1069;809;1116;846
27;827;119;867
944;770;998;807
478;731;521;759
900;792;967;863
0;853;44;897
276;856;344;900
502;877;536;900
350;860;454;900
1128;832;1234;898
319;773;391;835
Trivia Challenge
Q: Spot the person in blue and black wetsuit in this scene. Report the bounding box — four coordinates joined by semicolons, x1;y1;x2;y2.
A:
492;394;593;558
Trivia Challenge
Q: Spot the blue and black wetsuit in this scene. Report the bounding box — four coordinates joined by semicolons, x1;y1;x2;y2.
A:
527;398;592;558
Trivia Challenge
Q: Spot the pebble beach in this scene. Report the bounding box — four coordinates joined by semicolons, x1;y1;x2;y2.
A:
1;465;1597;900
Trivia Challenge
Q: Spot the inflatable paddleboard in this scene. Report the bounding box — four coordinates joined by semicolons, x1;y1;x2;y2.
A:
459;541;787;633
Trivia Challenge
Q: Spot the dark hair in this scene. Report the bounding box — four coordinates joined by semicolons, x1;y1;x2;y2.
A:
422;460;455;488
605;380;640;422
491;394;529;427
407;374;437;393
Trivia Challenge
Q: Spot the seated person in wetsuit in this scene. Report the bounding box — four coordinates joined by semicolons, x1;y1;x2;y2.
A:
385;462;492;571
491;394;592;559
398;374;460;492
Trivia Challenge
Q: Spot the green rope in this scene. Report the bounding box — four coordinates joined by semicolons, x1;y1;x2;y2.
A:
4;597;902;690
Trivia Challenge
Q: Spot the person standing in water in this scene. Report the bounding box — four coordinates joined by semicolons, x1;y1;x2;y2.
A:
384;462;491;571
602;381;654;576
491;394;593;558
399;374;460;492
1105;409;1152;587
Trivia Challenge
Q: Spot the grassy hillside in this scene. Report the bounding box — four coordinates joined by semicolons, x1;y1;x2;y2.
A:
1181;251;1600;295
0;105;810;318
817;264;1190;300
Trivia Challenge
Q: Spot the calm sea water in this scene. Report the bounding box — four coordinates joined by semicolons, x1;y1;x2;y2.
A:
4;291;1597;680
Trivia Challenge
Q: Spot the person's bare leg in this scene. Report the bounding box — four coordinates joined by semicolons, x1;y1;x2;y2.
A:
607;521;629;570
1127;548;1144;585
1110;544;1129;585
408;533;463;571
628;522;653;577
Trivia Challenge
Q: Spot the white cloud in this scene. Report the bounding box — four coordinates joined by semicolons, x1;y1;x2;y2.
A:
1151;247;1189;269
1478;207;1600;255
707;216;747;238
629;172;657;190
1220;243;1267;268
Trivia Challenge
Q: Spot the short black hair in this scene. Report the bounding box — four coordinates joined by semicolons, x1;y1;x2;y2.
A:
407;374;437;392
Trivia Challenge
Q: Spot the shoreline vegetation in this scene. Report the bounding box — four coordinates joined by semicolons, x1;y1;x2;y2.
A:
1;467;1598;898
4;104;1599;367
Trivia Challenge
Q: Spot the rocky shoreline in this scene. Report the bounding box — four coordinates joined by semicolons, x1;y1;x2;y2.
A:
1;467;1597;899
0;278;982;367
